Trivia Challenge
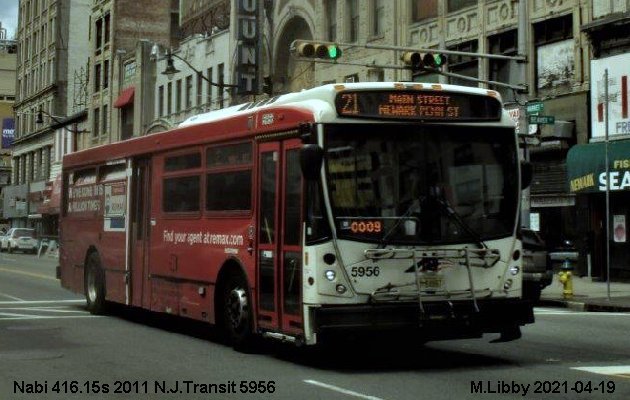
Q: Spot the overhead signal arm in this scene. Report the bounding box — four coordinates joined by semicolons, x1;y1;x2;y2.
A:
290;39;528;92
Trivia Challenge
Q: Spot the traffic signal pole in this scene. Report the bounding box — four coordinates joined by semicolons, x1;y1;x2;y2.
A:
290;39;528;92
290;40;527;63
292;56;526;92
517;0;531;230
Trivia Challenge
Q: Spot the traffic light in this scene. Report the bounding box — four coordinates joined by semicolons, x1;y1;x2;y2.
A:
401;51;447;71
423;53;447;68
293;40;342;60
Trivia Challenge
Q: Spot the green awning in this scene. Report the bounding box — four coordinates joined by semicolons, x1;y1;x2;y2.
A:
567;140;630;193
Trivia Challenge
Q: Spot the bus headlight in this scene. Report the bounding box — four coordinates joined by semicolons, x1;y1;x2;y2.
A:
509;266;520;275
325;270;336;281
336;284;347;294
504;279;513;290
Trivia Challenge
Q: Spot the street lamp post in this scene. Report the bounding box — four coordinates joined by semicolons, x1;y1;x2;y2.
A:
151;44;238;89
36;108;87;135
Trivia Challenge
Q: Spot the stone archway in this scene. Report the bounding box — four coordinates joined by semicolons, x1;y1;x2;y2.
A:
273;16;315;94
145;119;172;135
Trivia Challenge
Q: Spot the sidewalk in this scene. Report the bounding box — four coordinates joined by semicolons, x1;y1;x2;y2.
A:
540;274;630;312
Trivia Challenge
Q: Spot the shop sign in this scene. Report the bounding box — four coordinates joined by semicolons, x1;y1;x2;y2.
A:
530;196;575;208
566;141;630;193
530;213;540;231
597;170;630;191
614;215;626;243
591;53;630;138
236;0;259;94
2;118;14;149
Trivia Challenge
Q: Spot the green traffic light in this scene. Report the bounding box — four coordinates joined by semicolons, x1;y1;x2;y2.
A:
328;45;341;59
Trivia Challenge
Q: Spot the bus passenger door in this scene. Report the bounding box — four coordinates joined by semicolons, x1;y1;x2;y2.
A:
130;158;151;308
256;139;303;335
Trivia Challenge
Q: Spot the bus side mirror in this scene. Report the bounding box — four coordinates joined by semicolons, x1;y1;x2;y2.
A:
521;161;532;190
300;144;324;180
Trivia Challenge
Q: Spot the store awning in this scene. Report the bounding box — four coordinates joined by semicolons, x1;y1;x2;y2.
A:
113;87;135;108
567;140;630;193
38;174;62;215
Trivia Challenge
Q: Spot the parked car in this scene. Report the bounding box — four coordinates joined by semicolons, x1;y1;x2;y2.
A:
521;228;553;302
0;228;39;254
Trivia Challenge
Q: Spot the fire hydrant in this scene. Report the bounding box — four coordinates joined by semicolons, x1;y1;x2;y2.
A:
558;259;573;299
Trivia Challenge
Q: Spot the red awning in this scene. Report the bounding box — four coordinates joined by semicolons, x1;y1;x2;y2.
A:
113;87;135;108
38;174;62;215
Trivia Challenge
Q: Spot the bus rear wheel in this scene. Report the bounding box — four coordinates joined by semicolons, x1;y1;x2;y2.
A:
222;274;254;351
85;252;106;314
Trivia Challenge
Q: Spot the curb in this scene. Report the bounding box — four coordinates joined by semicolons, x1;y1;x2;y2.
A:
538;298;630;312
584;302;630;312
538;299;584;311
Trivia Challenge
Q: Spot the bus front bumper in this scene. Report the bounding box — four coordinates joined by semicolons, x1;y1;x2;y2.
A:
312;298;534;341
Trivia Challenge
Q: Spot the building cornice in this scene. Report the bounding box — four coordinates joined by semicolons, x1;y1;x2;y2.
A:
581;12;630;34
11;128;54;147
12;84;58;110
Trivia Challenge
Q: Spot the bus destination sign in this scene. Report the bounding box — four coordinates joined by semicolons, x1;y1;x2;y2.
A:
335;90;501;121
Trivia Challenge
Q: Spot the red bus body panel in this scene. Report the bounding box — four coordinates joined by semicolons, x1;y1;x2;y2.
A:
60;106;314;328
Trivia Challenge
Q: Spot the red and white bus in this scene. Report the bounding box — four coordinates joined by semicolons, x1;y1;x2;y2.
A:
58;82;533;349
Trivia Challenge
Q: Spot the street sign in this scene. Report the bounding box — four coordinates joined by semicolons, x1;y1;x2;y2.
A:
529;115;555;125
526;102;544;115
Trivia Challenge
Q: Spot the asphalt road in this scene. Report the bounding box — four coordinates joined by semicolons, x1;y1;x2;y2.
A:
1;252;630;400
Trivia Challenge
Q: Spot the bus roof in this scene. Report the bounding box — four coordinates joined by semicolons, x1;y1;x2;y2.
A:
64;82;508;170
180;81;504;127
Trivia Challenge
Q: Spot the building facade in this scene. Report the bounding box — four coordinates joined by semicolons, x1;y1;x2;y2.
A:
268;0;399;93
151;31;232;131
179;0;230;38
8;0;91;234
567;0;630;280
0;23;17;231
79;0;178;150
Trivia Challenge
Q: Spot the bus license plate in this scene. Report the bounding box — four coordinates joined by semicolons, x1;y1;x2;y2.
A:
420;276;443;289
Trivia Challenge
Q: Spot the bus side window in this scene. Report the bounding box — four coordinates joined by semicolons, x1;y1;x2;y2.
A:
205;142;253;212
163;176;200;212
162;151;202;214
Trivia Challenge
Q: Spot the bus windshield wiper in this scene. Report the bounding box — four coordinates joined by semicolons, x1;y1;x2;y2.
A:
378;201;421;248
436;198;488;249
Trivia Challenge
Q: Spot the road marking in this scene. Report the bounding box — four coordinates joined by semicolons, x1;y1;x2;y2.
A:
0;266;57;281
0;307;86;313
303;380;386;400
0;311;45;318
572;366;630;379
535;310;630;316
0;299;85;305
0;315;101;321
0;292;24;301
0;302;95;321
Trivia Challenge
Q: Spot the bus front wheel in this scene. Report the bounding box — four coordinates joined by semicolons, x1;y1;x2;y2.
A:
222;274;254;351
85;252;106;314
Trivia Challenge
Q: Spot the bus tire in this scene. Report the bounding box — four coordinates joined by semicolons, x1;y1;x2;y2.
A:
85;252;106;314
222;273;254;351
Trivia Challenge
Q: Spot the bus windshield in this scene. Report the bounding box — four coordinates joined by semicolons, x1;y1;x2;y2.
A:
324;123;519;245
